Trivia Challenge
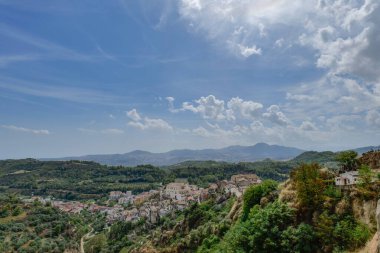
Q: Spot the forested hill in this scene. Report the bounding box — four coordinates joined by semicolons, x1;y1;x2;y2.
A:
0;150;340;200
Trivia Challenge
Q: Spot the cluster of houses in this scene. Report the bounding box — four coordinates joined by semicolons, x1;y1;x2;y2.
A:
24;173;263;224
26;170;373;223
27;169;374;224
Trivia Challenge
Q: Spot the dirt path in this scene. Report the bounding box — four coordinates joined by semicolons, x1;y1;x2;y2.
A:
80;225;93;253
354;232;378;253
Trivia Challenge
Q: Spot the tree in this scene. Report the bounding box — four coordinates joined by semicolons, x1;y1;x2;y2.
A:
314;211;335;252
293;163;326;213
336;151;359;172
281;223;317;253
358;165;373;187
230;201;298;253
241;180;278;221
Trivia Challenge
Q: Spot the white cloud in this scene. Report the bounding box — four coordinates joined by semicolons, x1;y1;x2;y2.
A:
0;54;41;67
299;121;317;131
286;92;315;102
238;44;262;57
126;109;141;121
192;126;211;137
178;0;380;83
2;125;50;135
274;38;285;48
168;95;263;121
284;75;380;125
179;95;227;120
366;109;380;128
101;128;124;134
227;97;263;120
178;0;313;58
262;105;290;126
78;128;124;135
165;96;178;113
299;0;380;82
127;109;173;131
0;23;95;62
0;76;122;105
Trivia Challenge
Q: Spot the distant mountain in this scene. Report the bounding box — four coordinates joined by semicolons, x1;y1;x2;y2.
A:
352;145;380;154
47;143;305;166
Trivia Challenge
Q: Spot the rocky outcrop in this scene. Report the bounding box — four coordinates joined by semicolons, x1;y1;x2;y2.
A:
352;198;378;230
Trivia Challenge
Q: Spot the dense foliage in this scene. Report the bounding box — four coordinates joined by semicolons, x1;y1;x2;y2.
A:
0;195;87;253
1;150;378;252
0;157;309;199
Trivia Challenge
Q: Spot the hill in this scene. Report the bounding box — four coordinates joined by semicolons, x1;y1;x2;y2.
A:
46;143;305;166
290;151;337;163
353;145;380;154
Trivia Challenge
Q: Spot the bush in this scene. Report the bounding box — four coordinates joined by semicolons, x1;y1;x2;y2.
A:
241;180;278;221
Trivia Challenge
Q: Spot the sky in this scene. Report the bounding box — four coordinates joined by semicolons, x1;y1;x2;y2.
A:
0;0;379;159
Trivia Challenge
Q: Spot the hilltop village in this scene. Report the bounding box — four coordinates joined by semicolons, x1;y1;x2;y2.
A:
24;174;262;224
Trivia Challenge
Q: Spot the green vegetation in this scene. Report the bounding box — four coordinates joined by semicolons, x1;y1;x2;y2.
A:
0;157;315;200
124;151;379;252
291;151;337;164
0;151;342;201
241;179;277;221
336;150;359;172
0;195;88;253
0;159;169;200
218;201;317;253
0;150;378;252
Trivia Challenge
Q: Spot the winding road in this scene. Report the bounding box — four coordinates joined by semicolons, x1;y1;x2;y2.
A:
80;225;93;253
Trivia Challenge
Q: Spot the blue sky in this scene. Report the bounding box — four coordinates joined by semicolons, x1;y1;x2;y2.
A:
0;0;379;158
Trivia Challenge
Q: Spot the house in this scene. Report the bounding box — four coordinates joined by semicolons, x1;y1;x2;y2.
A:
118;196;133;205
231;174;262;186
335;171;359;186
109;191;124;200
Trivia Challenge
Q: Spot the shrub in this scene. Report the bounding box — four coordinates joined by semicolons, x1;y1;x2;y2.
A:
241;180;278;221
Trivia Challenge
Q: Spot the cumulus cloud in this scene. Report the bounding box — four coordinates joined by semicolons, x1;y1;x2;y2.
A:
300;0;380;82
168;95;263;121
262;105;290;126
2;125;50;135
176;95;227;120
178;0;313;58
179;0;380;82
126;109;173;131
227;97;263;120
284;74;380;128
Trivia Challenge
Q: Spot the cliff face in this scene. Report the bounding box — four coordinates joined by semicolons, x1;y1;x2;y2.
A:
352;198;378;230
377;199;380;253
351;198;380;253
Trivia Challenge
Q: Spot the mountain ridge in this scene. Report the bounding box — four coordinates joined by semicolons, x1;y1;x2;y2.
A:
42;143;380;166
45;143;305;166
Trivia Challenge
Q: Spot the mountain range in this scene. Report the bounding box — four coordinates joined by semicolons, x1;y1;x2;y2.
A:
44;143;379;166
47;143;304;166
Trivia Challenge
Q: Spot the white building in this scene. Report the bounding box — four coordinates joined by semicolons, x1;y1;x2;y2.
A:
335;171;359;186
118;196;133;205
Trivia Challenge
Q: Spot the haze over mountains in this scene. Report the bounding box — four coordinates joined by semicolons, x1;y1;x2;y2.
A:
45;143;380;166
